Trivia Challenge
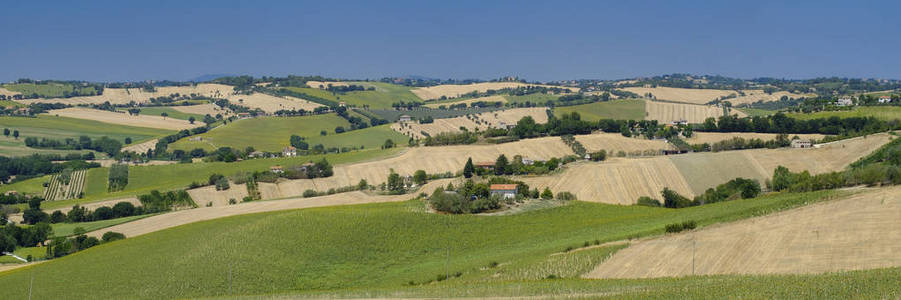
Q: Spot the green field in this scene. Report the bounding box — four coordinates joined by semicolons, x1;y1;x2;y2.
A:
0;246;46;263
0;115;172;145
0;100;25;108
283;81;421;109
50;215;150;237
504;93;560;105
787;106;901;121
119;106;205;121
0;188;873;299
736;107;777;117
0;137;97;157
1;83;98;98
169;114;405;152
37;147;403;210
553;99;646;121
0;175;49;195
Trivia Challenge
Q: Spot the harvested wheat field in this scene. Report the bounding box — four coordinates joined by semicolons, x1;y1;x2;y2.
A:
587;186;901;278
517;158;695;205
670;133;893;194
89;179;452;239
392;107;548;139
424;95;507;108
19;83;234;105
575;133;673;153
170;103;230;116
122;139;158;153
187;182;248;207
645;100;746;124
727;90;810;106
686;132;827;145
45;107;201;130
226;93;322;113
621;87;738;104
412;82;578;100
260;137;573;199
305;80;348;89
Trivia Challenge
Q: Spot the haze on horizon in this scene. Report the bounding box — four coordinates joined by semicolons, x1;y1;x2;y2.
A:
2;0;900;82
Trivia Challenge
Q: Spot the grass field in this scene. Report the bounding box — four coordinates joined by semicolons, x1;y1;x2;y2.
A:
787;106;901;121
0;188;882;299
50;215;150;237
119;106;205;121
0;115;173;145
0;138;96;157
1;83;98;98
37;147;404;210
553;100;645;121
0;100;24;108
0;246;46;263
168;115;405;152
736;107;777;117
283;82;421;109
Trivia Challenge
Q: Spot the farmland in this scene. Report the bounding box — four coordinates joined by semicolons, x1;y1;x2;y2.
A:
282;81;421;109
588;186;901;278
411;82;579;100
391;107;548;138
553;100;645;121
423;95;506;108
645;100;744;123
504;93;560;105
16;83;233;105
120;106;205;121
46;107;201;130
168;114;405;152
685;132;826;145
42;169;86;201
787;106;901;121
226;93;322;113
1;185;892;299
0;115;172;157
621;87;738;104
1;82;99;98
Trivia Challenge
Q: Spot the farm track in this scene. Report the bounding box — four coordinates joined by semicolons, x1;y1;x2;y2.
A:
586;186;901;278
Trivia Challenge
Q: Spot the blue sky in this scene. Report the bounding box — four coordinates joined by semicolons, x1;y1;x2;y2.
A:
2;0;900;82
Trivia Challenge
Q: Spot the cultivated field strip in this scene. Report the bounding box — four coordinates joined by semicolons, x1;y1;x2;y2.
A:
645;100;746;124
259;137;573;199
46;107;201;130
226;93;322;113
392;107;548;139
18;84;234;105
574;133;674;153
517;158;695;205
685;132;827;145
412;82;579;100
122;139;158;154
170;103;229;116
187;182;249;207
586;186;901;278
423;95;507;108
42;169;86;201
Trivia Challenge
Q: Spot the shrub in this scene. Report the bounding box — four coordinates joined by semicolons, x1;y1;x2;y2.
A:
540;187;553;199
555;191;577;201
302;189;318;198
665;223;684;233
101;231;126;243
662;188;692;208
636;196;662;207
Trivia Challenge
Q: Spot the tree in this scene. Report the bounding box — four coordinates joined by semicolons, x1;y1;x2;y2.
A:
413;170;427;185
387;169;404;194
124;137;132;144
101;231;126;243
2;128;8;137
12;130;18;139
662;188;692;208
463;157;475;178
160;112;168;118
335;126;345;134
203;114;216;125
495;154;509;175
188;116;196;124
112;201;136;218
382;139;395;149
290;135;309;150
540;187;553;199
358;179;368;190
320;130;327;136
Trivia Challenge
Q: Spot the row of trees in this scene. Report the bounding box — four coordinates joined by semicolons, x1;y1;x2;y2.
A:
0;155;99;183
50;201;141;224
700;113;897;136
637;178;762;209
23;135;123;156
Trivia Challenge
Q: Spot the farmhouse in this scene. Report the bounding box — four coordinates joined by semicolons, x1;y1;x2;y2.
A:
238;112;252;119
249;151;265;158
398;115;412;122
490;184;518;199
791;139;814;148
835;97;854;106
270;165;284;174
878;96;892;103
282;146;297;157
474;161;495;170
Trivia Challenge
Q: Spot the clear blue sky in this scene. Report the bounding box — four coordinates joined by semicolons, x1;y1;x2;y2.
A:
2;0;900;82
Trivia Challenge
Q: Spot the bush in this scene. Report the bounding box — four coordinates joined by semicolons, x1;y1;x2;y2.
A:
662;188;692;208
555;191;577;201
665;221;697;233
540;187;553;199
636;196;662;207
101;231;126;243
302;189;318;198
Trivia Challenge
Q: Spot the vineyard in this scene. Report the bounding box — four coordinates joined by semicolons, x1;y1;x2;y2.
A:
42;169;87;201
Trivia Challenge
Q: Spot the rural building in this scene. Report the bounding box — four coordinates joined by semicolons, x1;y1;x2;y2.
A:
398;115;412;122
490;184;518;199
475;161;495;170
238;112;251;118
270;165;284;174
522;158;542;165
835;97;854;106
791;139;813;148
878;96;892;103
298;162;315;171
249;151;265;158
282;146;297;157
671;119;688;126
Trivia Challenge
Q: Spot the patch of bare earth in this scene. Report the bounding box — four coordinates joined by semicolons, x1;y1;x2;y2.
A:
45;107;201;130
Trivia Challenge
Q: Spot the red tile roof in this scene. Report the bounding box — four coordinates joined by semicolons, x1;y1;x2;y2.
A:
490;184;518;191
